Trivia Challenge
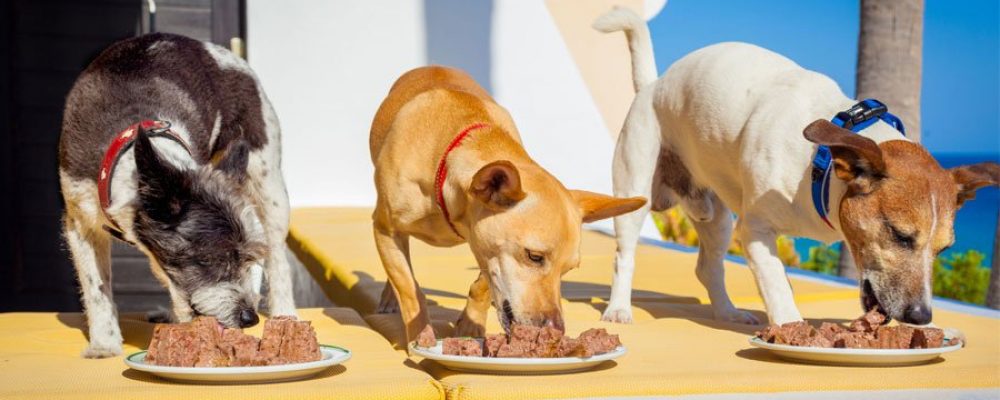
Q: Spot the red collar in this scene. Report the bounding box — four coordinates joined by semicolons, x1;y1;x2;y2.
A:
434;123;489;239
98;120;190;241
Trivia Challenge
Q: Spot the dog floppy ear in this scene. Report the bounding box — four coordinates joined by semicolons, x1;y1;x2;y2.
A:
950;162;1000;206
803;119;886;194
215;139;250;183
570;190;646;223
470;160;526;210
134;128;190;222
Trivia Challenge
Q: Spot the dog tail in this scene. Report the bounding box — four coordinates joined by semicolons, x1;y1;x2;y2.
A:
593;6;657;92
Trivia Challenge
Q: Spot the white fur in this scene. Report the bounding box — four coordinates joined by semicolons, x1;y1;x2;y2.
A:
203;41;297;317
600;9;907;324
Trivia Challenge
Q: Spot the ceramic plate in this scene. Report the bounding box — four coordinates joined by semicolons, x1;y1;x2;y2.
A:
124;345;351;383
411;340;625;374
748;337;961;366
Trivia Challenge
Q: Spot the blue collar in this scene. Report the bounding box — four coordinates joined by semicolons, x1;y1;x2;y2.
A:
811;99;906;229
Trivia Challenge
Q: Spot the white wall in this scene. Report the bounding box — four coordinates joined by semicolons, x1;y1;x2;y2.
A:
247;1;425;207
247;1;656;240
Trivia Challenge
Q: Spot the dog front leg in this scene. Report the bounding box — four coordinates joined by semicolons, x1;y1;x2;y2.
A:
373;224;429;348
265;242;298;317
454;271;489;337
63;216;122;358
254;170;297;317
737;220;802;324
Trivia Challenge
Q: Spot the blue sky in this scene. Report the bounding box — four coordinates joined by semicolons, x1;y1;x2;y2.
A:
646;0;999;156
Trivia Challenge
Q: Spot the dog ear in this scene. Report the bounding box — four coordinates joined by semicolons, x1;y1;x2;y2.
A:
134;129;190;222
215;139;250;183
803;119;886;194
570;190;646;223
470;160;526;210
950;162;1000;206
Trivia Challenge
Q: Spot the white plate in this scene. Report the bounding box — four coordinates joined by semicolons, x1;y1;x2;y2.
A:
124;345;351;383
748;337;962;366
411;340;625;374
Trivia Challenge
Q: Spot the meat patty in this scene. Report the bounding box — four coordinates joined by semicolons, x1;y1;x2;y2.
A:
755;308;947;349
145;316;322;367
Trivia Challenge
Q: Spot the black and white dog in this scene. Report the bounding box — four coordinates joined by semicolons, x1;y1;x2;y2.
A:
58;33;296;358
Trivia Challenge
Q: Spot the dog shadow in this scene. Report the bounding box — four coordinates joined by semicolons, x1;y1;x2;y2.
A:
562;280;772;336
56;312;156;351
120;364;348;384
349;271;470;351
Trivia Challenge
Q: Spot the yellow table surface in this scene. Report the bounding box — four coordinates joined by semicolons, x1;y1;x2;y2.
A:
0;308;443;400
290;207;1000;399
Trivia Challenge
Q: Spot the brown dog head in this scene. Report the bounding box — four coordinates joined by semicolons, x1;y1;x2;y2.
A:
465;160;645;333
804;119;999;324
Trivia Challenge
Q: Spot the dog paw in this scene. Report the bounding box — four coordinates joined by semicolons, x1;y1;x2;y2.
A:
81;344;122;359
601;307;634;324
715;308;760;325
454;316;486;337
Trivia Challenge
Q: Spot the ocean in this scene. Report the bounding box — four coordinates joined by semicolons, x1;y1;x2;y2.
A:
793;153;1000;266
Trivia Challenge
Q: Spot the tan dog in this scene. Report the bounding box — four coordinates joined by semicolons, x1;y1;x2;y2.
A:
370;66;646;344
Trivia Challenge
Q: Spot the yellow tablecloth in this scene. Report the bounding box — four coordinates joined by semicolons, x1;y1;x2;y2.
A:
289;207;1000;399
0;308;443;400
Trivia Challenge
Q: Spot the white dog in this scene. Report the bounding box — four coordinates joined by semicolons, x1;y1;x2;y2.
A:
595;8;998;326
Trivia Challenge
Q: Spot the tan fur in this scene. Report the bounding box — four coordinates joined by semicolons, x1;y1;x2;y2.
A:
807;119;999;322
370;66;645;345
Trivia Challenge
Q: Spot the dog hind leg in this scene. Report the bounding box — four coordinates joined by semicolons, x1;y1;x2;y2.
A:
63;215;122;358
604;93;660;324
688;194;760;324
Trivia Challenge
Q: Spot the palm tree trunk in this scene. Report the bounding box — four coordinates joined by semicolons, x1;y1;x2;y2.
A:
841;0;924;279
855;0;924;141
986;212;1000;309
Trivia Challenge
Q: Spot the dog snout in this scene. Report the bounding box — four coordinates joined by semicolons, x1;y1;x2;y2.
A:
238;309;260;328
902;304;932;325
543;315;565;332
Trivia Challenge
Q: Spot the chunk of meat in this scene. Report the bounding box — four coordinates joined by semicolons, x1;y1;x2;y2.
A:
756;310;948;349
144;316;322;367
442;338;483;356
416;325;437;348
442;324;622;358
849;308;886;332
911;327;945;348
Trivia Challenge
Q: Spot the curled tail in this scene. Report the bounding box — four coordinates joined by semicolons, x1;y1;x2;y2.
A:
593;7;657;92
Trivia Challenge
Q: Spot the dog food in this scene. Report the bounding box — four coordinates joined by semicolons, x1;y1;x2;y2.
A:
443;337;484;356
145;316;322;367
416;324;438;348
755;308;946;349
432;324;621;358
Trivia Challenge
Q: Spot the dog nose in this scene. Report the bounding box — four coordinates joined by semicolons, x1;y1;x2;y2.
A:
903;304;932;325
238;309;260;328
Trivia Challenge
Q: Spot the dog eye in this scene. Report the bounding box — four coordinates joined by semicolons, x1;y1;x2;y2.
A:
888;225;916;249
525;250;545;265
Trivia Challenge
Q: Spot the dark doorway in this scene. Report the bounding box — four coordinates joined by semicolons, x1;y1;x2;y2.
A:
0;0;245;313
